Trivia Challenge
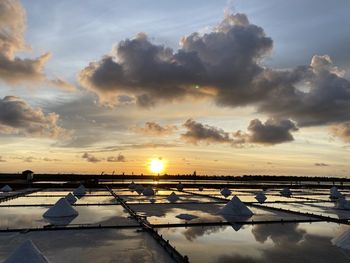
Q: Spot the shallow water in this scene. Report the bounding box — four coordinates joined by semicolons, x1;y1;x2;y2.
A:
0;229;172;263
158;222;350;263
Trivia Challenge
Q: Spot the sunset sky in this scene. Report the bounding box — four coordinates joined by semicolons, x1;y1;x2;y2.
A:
0;0;350;176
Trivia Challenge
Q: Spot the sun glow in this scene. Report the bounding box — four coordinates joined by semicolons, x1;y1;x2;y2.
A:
150;158;164;174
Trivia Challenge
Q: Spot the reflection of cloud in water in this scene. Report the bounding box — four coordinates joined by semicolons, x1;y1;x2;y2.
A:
0;229;171;262
218;223;350;263
182;225;228;242
252;223;305;245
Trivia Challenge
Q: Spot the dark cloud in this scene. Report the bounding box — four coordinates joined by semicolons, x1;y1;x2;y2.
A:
331;122;350;143
0;0;72;89
23;156;35;163
78;10;350;138
258;55;350;127
251;223;305;245
181;119;232;145
78;13;272;107
107;153;126;162
131;121;177;136
233;119;298;145
0;96;67;138
314;163;329;167
82;152;101;163
181;118;297;146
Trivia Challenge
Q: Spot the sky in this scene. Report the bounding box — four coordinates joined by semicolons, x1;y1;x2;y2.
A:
0;0;350;176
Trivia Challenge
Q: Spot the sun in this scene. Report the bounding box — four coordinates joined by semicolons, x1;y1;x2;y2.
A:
150;158;164;174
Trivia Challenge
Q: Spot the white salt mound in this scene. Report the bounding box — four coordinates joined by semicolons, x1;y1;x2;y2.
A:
176;213;198;221
255;192;267;203
280;188;292;197
332;230;350;250
220;187;232;198
177;182;184;191
65;193;77;204
43;198;78;218
167;192;179;202
1;185;12;192
3;240;50;263
220;196;253;217
330;186;343;199
143;186;155;196
73;185;86;196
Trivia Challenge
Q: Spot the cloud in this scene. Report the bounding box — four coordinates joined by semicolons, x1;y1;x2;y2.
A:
78;13;272;107
82;152;101;163
258;55;350;127
48;78;76;92
331;122;350;143
314;163;329;167
95;142;178;152
131;122;177;136
181;119;232;145
181;118;297;146
0;0;72;90
0;156;6;162
0;96;67;138
233;118;298;145
77;10;350;140
43;157;61;162
107;153;126;162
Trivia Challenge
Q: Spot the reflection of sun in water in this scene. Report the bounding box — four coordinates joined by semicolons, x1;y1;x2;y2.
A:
150;158;164;174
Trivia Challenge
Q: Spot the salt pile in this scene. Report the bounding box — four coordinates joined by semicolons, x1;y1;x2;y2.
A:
332;230;350;250
330;186;343;199
220;196;253;217
65;193;77;204
177;182;184;191
335;197;350;210
280;188;292;197
128;181;136;190
3;240;50;263
176;213;198;221
167;192;179;203
1;185;13;192
255;192;267;203
43;198;78;218
198;186;204;191
73;185;86;196
220;187;232;198
135;184;144;195
143;186;155;196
